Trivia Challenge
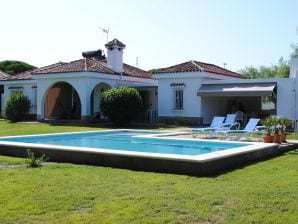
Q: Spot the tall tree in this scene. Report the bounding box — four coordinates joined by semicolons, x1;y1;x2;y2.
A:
240;57;290;79
0;60;36;75
290;44;298;58
238;43;298;80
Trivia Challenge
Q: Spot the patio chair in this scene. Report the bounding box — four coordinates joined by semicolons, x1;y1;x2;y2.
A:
192;116;225;138
235;111;245;127
216;118;260;141
222;114;240;130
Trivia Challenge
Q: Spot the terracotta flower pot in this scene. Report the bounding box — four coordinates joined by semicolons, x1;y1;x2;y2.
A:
263;135;273;143
273;134;281;144
280;132;288;143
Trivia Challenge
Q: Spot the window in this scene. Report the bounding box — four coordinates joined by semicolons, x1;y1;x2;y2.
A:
174;89;183;110
9;86;23;95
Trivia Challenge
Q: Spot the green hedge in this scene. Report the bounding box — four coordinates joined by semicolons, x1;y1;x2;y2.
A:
5;92;31;122
100;86;142;125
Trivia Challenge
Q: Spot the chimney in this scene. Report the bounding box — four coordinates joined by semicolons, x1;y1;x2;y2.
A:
290;58;298;78
105;39;126;73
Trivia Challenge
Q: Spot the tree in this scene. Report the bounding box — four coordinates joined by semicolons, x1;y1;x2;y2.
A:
4;92;31;122
240;57;289;79
290;44;298;58
239;46;298;79
147;68;159;74
0;60;36;75
100;86;142;125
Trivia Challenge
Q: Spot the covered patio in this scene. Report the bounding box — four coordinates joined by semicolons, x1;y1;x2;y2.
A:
198;82;277;125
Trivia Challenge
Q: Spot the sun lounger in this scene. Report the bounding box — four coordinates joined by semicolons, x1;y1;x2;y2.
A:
192;116;225;138
222;114;240;130
216;118;260;141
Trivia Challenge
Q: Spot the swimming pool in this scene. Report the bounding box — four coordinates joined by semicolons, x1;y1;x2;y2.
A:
0;130;249;156
0;129;278;176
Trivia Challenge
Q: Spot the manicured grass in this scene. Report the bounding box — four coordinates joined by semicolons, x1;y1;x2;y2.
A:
0;120;188;137
0;120;107;137
0;120;297;223
0;152;297;223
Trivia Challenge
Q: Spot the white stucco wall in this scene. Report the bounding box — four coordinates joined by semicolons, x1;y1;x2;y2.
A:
157;76;201;117
275;78;296;120
154;71;241;119
154;70;298;124
1;81;37;116
33;72;157;120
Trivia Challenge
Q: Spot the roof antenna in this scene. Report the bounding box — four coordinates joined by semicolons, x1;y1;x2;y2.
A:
136;57;139;67
98;26;109;42
223;63;227;68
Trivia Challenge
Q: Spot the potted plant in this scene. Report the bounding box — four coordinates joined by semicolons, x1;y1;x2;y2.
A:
279;117;291;143
262;116;274;143
271;116;281;143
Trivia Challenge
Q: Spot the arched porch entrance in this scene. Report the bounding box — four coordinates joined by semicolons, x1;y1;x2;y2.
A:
90;83;111;119
44;82;81;120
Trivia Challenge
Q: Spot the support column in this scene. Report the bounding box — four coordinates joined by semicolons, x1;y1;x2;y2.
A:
77;84;92;121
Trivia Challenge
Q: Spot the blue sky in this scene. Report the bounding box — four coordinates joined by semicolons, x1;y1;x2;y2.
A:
0;0;297;72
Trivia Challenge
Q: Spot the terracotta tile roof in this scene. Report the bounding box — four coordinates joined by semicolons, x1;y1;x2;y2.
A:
3;57;153;80
33;59;114;75
105;39;126;48
0;70;8;80
3;62;66;81
122;63;153;79
152;60;245;79
98;60;153;79
33;58;153;79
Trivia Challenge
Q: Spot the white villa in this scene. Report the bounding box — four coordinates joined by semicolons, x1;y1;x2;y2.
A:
0;39;157;121
1;39;298;125
153;58;298;125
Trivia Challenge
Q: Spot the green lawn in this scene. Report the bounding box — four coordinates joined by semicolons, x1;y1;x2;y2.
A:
0;120;297;223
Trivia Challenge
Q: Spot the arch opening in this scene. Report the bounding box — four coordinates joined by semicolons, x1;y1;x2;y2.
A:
44;82;81;120
90;83;111;119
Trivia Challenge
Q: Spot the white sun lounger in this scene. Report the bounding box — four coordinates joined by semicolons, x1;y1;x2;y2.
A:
216;118;260;141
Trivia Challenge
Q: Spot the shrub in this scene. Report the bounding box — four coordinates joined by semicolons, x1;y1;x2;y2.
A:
25;149;48;168
4;92;31;122
100;86;142;125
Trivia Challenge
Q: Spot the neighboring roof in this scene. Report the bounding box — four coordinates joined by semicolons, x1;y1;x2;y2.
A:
105;39;126;48
152;60;245;79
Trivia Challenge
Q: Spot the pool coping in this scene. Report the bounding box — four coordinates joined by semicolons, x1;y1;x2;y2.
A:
0;129;282;176
0;129;277;163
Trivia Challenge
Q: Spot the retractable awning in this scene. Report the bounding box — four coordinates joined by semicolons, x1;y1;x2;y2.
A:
197;82;276;97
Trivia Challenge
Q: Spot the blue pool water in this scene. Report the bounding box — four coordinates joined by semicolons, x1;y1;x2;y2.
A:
0;130;249;156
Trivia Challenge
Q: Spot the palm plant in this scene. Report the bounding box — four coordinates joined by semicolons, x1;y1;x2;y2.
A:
262;116;274;136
